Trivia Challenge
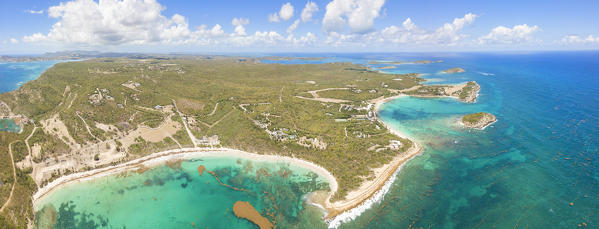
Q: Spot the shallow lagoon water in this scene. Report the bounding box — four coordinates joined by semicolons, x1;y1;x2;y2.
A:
0;119;21;133
34;157;329;228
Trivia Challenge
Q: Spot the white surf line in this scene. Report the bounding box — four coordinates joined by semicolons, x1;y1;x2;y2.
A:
325;154;418;229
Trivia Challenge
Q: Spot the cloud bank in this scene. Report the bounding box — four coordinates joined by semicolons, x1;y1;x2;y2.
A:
16;0;590;51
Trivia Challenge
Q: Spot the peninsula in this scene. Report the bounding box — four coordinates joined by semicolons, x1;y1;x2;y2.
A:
0;56;477;228
402;81;480;103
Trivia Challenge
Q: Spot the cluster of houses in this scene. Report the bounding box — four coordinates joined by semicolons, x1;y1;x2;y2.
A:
88;88;114;105
372;140;403;153
268;128;296;141
388;140;402;150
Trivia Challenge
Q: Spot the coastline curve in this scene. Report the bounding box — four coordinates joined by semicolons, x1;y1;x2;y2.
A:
32;95;423;229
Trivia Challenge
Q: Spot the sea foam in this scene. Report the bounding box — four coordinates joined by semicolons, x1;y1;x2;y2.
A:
326;158;412;228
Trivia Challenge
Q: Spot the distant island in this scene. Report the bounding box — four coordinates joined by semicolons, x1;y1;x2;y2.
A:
461;112;497;129
260;56;325;61
368;60;443;65
0;51;219;62
443;67;466;74
378;66;397;69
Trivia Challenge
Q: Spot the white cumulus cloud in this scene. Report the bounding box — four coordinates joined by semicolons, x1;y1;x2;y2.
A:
279;2;294;21
23;33;47;43
301;2;319;22
269;2;294;22
22;0;222;46
10;38;19;44
559;35;599;44
322;0;385;34
379;13;477;46
287;19;300;34
232;18;250;36
478;24;540;45
26;9;44;14
268;13;280;22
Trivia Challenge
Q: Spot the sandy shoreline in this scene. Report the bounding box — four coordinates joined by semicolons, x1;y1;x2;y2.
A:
318;94;422;227
32;147;339;204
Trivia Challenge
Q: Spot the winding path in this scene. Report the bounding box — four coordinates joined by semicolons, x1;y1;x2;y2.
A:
295;87;352;103
25;123;37;173
0;141;18;212
206;102;219;116
196;110;234;129
76;111;98;141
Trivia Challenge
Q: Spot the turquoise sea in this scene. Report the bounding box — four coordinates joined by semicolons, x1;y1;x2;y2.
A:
0;60;63;93
343;52;599;228
2;52;598;228
34;157;330;228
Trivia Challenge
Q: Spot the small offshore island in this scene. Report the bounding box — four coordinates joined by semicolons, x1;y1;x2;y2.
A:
0;55;479;228
443;67;466;74
461;112;497;129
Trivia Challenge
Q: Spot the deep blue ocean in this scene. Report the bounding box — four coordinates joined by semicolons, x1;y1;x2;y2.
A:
2;52;598;228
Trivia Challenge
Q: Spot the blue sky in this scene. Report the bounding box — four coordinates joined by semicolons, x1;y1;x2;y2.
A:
1;0;598;54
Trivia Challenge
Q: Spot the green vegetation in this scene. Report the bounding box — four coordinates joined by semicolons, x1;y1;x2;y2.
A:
10;141;28;162
0;126;37;228
459;82;477;100
405;81;479;103
462;112;486;124
461;112;496;129
0;56;427;224
317;89;385;102
28;127;70;162
443;67;465;73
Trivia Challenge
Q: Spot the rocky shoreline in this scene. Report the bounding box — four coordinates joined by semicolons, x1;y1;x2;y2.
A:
461;112;497;129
